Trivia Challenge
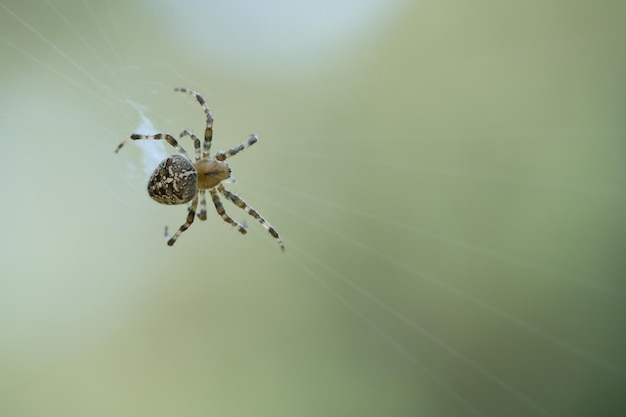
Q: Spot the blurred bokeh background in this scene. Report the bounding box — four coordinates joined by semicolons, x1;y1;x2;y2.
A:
1;1;625;416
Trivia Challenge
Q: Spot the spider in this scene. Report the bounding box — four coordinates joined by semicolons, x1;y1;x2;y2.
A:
115;88;284;251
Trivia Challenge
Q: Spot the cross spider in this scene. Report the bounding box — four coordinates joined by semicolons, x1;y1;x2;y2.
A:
115;88;284;251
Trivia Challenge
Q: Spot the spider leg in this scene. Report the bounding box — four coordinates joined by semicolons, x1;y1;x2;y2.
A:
165;194;199;246
215;134;258;161
179;129;202;162
116;133;190;158
198;189;208;221
209;188;248;234
217;184;284;251
175;88;214;159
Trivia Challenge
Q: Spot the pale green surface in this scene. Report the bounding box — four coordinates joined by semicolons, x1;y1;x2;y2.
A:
1;1;625;416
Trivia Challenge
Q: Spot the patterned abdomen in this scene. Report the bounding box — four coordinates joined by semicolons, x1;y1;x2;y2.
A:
148;155;198;205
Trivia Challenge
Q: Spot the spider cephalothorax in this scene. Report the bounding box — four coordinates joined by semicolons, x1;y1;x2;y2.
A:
115;88;284;250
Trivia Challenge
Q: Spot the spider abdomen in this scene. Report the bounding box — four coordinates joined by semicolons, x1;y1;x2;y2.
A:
148;155;198;205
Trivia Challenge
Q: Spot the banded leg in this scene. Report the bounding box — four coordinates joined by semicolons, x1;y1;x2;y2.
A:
209;189;248;234
218;184;284;251
179;129;202;162
165;194;199;246
215;134;258;161
116;133;190;158
197;189;208;221
175;88;214;158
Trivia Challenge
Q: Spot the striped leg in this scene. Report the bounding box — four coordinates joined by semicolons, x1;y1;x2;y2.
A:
197;190;208;221
179;129;202;162
115;133;190;158
165;194;199;246
209;189;248;234
215;134;258;161
218;184;284;251
175;88;214;158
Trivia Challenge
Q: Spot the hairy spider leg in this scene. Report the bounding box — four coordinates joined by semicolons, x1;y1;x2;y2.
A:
165;193;199;246
179;129;202;162
217;184;284;251
175;88;214;159
197;189;208;221
120;133;191;159
215;134;258;161
210;188;248;234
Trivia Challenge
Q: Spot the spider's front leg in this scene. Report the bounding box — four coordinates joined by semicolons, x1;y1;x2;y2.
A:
215;134;258;161
217;184;284;251
209;189;248;234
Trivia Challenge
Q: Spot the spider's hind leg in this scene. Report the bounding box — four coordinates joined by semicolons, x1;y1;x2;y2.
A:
165;194;199;246
117;133;191;158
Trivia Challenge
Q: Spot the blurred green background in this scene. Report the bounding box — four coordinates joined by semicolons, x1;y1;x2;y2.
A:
1;1;625;416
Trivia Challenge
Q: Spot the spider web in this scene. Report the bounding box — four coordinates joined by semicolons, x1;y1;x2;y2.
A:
1;1;626;417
